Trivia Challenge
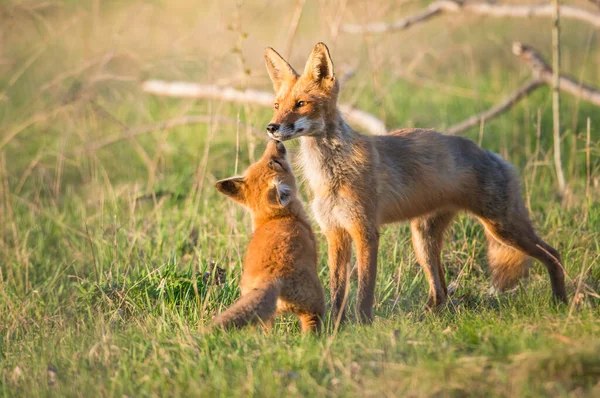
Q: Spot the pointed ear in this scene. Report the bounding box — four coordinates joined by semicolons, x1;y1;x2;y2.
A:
268;181;293;208
265;47;298;92
303;42;335;87
215;177;246;203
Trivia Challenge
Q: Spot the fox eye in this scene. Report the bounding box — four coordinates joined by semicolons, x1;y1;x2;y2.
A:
274;103;279;110
295;100;306;108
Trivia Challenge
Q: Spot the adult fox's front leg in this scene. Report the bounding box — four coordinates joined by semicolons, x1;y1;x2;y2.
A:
348;222;379;324
326;228;352;324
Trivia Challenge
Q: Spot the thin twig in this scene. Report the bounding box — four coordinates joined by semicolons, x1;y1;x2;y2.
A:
85;224;100;284
567;251;599;319
586;118;591;201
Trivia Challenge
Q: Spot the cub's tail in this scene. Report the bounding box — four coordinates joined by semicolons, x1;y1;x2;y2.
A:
213;280;281;330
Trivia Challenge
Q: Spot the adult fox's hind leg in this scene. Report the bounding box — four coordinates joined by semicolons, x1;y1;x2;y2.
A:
411;210;456;309
470;152;566;303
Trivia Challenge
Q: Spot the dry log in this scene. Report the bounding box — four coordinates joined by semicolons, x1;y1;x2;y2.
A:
141;80;387;135
342;0;600;34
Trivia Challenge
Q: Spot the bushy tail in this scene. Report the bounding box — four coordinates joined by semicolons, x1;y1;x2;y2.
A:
486;231;531;291
213;281;281;330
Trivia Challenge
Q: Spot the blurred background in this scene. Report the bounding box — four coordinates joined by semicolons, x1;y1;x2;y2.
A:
1;0;599;292
2;0;599;194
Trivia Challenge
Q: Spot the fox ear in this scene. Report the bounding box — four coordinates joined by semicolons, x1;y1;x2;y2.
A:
265;47;298;92
304;42;335;88
215;177;246;203
268;181;292;208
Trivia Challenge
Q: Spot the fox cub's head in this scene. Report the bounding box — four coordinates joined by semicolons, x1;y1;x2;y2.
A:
264;42;339;141
216;140;297;214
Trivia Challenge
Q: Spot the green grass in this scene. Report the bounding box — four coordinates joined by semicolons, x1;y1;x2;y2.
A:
1;1;600;396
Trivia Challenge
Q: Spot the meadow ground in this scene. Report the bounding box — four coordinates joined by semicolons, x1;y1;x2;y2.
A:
1;1;599;396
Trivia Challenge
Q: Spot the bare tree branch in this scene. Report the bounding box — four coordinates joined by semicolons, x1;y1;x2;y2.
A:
447;42;600;135
513;42;600;106
141;80;387;135
342;0;600;34
447;79;543;135
343;0;454;34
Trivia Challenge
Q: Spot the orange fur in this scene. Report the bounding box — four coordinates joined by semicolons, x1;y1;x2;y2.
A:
263;43;567;323
214;140;326;333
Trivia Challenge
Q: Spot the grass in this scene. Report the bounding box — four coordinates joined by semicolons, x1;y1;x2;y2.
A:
1;0;600;396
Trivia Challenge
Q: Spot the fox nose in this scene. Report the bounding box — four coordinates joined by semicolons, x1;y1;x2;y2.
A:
266;123;280;134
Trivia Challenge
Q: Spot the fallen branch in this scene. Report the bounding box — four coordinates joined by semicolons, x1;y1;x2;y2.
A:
141;80;387;135
512;42;600;106
343;1;453;34
446;79;543;135
141;42;600;138
342;0;600;34
447;42;600;134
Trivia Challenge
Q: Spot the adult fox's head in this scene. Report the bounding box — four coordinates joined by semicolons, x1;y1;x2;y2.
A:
264;42;339;141
216;140;298;220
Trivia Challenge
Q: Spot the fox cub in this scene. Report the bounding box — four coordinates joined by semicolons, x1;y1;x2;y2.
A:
263;42;567;323
213;140;326;333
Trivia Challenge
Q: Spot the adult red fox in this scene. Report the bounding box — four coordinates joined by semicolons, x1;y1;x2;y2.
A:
213;140;325;332
263;42;567;323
